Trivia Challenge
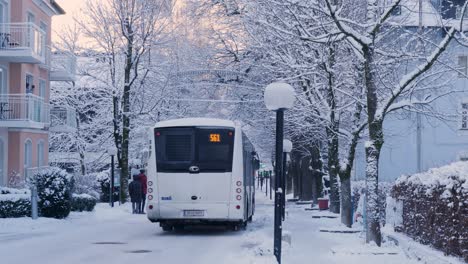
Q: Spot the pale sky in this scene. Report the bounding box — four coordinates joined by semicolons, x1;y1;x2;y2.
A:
51;0;88;42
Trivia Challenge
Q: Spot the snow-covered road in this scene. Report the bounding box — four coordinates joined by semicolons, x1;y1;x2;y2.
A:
0;193;449;264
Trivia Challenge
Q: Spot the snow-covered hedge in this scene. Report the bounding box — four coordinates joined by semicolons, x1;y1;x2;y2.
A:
392;162;468;261
0;187;31;218
71;193;97;212
29;167;75;219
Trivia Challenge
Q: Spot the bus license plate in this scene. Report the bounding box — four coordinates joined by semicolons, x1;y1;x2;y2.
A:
183;210;204;217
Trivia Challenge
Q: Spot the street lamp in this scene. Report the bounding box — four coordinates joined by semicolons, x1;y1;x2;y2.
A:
264;82;295;264
282;139;293;221
107;147;118;208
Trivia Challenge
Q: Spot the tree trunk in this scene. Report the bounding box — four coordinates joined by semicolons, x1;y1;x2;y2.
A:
365;121;383;246
119;23;134;203
340;177;352;227
363;45;383;246
310;145;323;204
300;157;314;201
326;45;340;214
327;125;340;214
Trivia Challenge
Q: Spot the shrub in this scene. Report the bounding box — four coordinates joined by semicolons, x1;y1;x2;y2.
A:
0;187;31;218
392;162;468;261
71;193;97;212
74;173;100;199
29;167;75;219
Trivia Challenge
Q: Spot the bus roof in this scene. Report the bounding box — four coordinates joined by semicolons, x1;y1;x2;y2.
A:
154;118;238;128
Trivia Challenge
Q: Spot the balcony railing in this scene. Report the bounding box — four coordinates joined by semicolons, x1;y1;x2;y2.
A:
0;94;49;127
50;106;77;132
0;23;46;63
50;52;77;82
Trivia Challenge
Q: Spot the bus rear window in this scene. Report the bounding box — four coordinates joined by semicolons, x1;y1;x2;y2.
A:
197;129;234;171
166;135;192;161
155;127;234;173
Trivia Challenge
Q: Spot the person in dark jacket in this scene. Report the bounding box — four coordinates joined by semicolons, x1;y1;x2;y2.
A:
129;175;142;214
138;169;148;214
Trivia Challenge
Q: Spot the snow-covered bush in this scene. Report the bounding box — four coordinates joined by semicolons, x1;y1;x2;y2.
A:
74;173;100;200
71;193;97;212
0;187;31;218
96;171;119;203
29;167;75;219
392;162;468;261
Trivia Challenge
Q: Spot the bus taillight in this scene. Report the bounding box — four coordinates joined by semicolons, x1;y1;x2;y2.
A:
236;205;241;210
148;181;153;186
236;181;242;186
149;205;153;210
236;188;242;193
148;188;153;193
148;195;153;200
236;195;242;200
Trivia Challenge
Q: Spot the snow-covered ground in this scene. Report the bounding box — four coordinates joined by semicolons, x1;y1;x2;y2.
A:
0;192;463;264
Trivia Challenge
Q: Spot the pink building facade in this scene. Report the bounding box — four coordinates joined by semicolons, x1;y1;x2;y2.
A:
0;0;70;186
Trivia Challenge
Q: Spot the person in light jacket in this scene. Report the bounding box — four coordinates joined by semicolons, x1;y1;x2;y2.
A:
128;174;142;214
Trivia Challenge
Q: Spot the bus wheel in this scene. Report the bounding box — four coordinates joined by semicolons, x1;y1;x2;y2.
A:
174;225;184;231
161;224;173;232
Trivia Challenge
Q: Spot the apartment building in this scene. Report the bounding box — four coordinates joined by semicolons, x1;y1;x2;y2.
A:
0;0;76;186
352;0;468;181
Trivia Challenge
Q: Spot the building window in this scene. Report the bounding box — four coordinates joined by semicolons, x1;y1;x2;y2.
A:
24;139;32;177
392;5;402;16
0;138;4;186
39;79;46;98
26;74;33;93
37;141;44;167
458;55;468;77
461;102;468;130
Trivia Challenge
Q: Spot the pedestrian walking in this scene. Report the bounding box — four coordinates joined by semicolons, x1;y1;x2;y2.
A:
129;174;142;214
138;169;148;214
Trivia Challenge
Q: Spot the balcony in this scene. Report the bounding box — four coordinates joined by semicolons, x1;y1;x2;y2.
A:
0;23;46;64
50;106;77;132
0;94;49;129
50;52;77;82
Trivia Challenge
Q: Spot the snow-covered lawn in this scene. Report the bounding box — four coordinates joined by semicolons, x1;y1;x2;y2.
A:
0;192;463;264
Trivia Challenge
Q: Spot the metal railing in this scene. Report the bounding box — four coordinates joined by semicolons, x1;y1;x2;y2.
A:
0;94;50;124
51;52;77;76
0;23;46;58
50;106;77;129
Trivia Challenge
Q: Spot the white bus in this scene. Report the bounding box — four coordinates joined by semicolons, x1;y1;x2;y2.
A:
146;118;259;231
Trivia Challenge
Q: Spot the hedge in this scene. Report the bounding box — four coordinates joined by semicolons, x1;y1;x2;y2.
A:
0;187;31;218
392;162;468;261
71;193;97;212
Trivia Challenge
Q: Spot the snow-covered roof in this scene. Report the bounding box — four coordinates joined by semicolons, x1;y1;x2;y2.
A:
154;118;238;128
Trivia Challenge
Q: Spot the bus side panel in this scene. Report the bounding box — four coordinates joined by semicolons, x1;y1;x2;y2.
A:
147;129;161;222
228;126;245;221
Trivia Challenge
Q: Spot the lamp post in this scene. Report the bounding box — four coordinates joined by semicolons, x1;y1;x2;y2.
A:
107;147;118;207
264;82;295;264
282;139;293;221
